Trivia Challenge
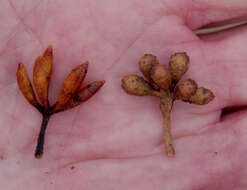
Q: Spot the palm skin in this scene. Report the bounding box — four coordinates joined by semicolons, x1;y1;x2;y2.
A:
1;0;247;189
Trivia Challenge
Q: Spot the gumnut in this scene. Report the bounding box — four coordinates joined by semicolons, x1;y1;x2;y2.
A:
150;64;172;90
174;79;197;101
139;54;159;80
122;74;155;96
169;52;189;82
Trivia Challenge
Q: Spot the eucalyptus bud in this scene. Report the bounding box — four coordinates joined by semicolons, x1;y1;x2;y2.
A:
54;62;88;112
139;54;159;80
150;64;172;90
16;62;38;107
122;74;155;96
33;46;53;108
169;52;189;82
174;79;197;101
189;87;215;105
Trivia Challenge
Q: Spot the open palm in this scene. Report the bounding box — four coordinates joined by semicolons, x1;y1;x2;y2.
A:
1;0;247;189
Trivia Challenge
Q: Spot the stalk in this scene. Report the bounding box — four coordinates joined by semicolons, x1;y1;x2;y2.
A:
160;91;175;157
35;114;51;159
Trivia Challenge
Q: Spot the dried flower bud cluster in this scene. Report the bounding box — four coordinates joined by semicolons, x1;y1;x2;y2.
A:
122;52;215;157
16;46;105;159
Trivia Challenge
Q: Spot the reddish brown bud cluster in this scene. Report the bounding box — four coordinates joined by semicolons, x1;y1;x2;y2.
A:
122;52;214;157
16;46;105;159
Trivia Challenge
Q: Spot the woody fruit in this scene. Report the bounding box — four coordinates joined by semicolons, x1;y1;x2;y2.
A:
121;53;214;157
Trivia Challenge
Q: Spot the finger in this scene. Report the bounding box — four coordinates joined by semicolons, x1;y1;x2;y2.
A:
195;21;247;35
179;0;247;30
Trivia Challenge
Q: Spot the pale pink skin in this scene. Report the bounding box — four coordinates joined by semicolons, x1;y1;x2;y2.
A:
1;0;247;189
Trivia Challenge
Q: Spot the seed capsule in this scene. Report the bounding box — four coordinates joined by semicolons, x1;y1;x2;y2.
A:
150;64;172;90
121;52;215;158
174;79;197;101
33;46;53;108
189;87;215;105
16;62;38;107
169;52;189;82
122;74;155;96
54;62;88;111
139;54;159;80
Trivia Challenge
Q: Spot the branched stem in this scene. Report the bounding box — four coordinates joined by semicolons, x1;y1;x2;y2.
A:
35;113;51;159
160;90;175;157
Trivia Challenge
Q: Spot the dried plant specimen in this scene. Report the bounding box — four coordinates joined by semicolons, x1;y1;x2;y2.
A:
121;53;214;157
16;46;105;159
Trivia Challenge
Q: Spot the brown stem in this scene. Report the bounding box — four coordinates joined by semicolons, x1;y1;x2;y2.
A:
35;113;51;159
160;91;175;157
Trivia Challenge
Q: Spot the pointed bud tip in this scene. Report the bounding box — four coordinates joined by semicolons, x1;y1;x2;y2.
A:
43;45;53;57
17;62;25;76
73;63;87;75
18;62;24;69
46;45;52;52
77;62;89;71
87;80;105;93
47;45;52;49
83;61;89;68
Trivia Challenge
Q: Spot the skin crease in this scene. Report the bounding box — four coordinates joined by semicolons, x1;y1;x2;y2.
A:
1;0;247;189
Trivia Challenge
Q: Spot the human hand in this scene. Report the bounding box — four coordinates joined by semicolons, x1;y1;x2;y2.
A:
1;0;247;189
